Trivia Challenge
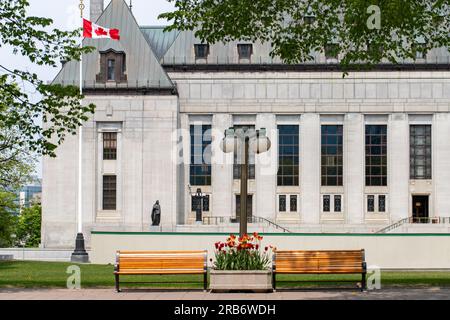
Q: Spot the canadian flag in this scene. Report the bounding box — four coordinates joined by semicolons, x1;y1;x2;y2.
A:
83;19;120;40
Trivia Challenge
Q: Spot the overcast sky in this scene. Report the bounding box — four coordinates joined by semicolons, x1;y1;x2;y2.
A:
0;0;175;179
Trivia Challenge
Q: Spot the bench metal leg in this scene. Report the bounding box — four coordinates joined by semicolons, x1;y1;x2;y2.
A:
203;272;208;292
115;274;121;293
361;272;367;292
272;272;276;291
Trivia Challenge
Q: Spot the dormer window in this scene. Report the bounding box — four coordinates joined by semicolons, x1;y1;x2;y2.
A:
414;43;427;60
304;15;315;24
97;49;127;83
194;44;210;59
366;42;384;57
325;43;339;60
238;44;253;59
304;6;315;24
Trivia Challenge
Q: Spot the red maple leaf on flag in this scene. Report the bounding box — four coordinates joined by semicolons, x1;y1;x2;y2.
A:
95;27;108;37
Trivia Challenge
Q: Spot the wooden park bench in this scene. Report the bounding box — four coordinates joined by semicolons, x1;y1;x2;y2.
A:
114;250;208;292
272;250;367;291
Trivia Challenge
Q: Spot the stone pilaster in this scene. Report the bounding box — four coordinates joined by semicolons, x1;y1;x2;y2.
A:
212;114;233;218
300;113;321;224
344;114;365;224
433;113;450;218
255;114;277;220
389;113;410;222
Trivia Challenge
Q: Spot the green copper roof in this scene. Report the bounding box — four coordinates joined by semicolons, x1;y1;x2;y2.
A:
140;26;179;61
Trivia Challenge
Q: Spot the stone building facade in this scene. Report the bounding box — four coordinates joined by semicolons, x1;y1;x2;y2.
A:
42;0;450;248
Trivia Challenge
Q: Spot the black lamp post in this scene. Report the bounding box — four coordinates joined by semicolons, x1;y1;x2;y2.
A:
220;127;271;237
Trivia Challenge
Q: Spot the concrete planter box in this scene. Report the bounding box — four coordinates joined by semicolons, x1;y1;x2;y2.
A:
210;270;273;292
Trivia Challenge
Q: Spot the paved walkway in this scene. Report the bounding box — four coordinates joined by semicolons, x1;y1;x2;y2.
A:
0;287;449;300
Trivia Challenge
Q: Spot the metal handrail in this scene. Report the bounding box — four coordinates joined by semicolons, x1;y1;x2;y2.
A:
250;216;292;233
376;216;450;234
376;218;409;234
201;215;292;233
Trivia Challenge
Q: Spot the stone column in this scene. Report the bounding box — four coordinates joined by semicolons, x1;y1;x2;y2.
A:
300;113;320;224
389;113;410;221
255;114;277;220
433;113;450;218
212;114;233;218
344;114;365;224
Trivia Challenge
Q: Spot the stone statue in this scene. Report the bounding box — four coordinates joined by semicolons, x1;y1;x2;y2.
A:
151;200;161;226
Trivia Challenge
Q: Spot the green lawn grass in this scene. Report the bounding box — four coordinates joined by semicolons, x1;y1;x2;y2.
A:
1;261;450;289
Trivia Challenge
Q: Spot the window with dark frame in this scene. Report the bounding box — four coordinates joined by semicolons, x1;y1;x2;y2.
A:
325;43;339;59
277;125;299;186
191;194;210;212
107;59;116;81
191;196;200;212
378;195;386;212
236;194;253;219
237;44;253;59
203;195;210;212
414;43;427;60
323;195;331;212
279;195;286;212
410;125;432;180
365;125;387;186
233;126;255;180
334;195;342;212
290;195;298;212
190;125;212;186
367;195;375;212
321;125;343;186
102;175;117;211
366;42;384;56
194;44;210;59
103;132;117;160
304;14;315;24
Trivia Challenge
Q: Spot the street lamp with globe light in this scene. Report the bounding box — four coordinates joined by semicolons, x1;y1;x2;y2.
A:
220;127;271;236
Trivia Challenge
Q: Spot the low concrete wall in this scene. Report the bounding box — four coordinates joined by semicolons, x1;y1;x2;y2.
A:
0;248;80;262
91;232;450;269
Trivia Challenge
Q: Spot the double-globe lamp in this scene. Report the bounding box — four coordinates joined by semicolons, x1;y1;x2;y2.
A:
220;127;271;236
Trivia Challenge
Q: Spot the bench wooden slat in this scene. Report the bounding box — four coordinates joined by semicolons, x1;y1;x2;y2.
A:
273;249;367;291
114;250;208;292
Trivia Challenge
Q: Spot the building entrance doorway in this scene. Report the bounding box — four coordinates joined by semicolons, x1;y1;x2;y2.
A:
412;195;429;223
235;195;253;222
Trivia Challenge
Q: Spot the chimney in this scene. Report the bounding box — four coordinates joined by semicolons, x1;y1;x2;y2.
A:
90;0;104;22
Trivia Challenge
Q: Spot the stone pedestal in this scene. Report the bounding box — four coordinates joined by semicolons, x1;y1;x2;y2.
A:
209;270;273;292
70;233;89;263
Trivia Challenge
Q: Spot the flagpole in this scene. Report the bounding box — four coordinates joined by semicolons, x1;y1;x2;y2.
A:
71;0;89;263
78;4;83;235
